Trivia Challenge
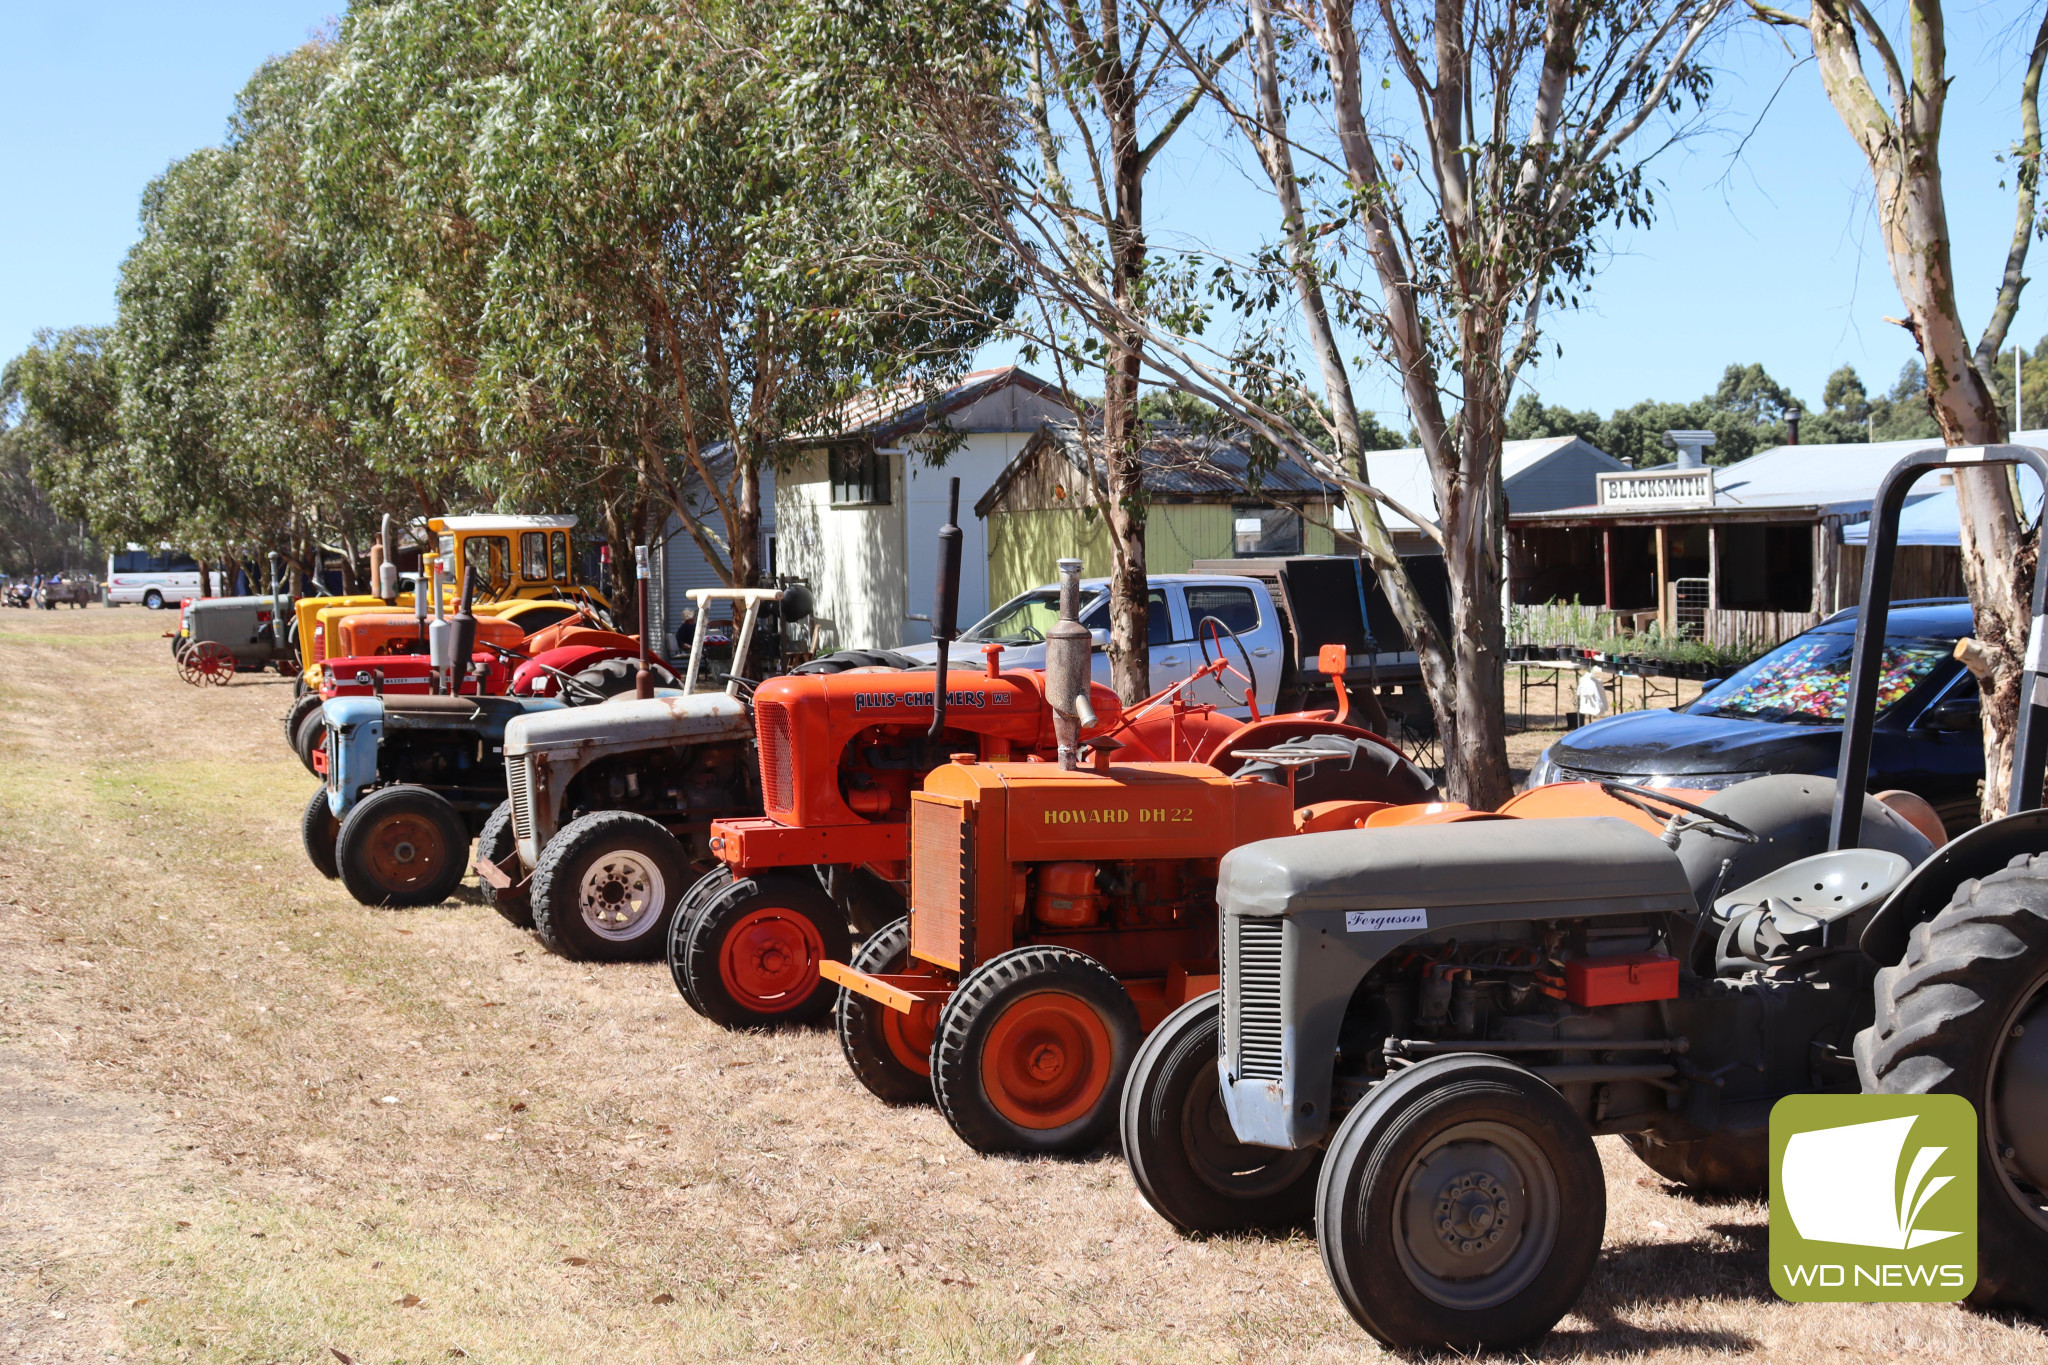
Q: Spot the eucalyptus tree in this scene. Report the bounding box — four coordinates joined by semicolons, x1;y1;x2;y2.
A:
7;329;127;546
1754;0;2048;820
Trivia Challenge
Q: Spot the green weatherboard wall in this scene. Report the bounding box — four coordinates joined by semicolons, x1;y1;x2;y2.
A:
986;504;1344;602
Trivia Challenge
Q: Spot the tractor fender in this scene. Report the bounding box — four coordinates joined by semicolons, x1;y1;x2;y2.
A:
1858;809;2048;965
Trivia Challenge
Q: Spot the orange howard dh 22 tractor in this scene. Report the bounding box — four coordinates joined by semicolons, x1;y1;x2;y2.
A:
819;559;1435;1156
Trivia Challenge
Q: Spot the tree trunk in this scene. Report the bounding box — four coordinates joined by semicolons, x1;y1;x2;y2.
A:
1098;25;1151;704
731;452;761;590
1806;0;2038;821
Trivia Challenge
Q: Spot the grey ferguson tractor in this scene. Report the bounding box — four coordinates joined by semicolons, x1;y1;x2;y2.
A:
1120;443;2048;1350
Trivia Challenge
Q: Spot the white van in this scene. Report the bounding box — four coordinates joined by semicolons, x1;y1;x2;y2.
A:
105;546;202;609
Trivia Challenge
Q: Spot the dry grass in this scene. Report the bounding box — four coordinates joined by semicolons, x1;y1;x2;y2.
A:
0;607;2044;1364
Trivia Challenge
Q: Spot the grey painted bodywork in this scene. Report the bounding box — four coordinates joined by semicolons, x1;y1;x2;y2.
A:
1216;817;1693;1149
501;692;753;866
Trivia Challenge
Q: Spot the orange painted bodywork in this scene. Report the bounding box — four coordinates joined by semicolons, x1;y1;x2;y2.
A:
332;611;525;660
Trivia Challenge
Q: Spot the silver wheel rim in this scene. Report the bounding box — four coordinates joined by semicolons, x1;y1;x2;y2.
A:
1389;1119;1561;1311
577;849;666;942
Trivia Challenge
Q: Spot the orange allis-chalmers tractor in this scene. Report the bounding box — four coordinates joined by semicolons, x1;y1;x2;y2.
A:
818;559;1435;1156
669;486;1428;1038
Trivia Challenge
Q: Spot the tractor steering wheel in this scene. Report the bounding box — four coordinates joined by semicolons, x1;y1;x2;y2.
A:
1196;615;1258;711
1595;780;1761;846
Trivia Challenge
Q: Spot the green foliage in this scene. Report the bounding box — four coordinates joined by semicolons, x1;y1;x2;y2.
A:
0;358;101;575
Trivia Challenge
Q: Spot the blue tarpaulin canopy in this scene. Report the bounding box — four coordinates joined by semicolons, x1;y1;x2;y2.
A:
1842;469;2045;546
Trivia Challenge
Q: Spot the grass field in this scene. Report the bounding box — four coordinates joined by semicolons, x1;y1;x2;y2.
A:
2;607;2045;1363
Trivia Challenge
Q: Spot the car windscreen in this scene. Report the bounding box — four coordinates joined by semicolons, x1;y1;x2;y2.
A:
1689;631;1952;724
961;590;1106;645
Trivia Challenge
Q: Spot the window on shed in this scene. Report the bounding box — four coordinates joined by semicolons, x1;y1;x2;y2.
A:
829;443;890;506
1232;506;1302;556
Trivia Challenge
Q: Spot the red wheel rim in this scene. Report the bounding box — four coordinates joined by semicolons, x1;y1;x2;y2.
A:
717;907;826;1012
981;989;1114;1130
363;812;450;890
881;998;936;1078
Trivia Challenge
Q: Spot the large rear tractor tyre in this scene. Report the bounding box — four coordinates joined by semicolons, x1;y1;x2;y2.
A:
529;812;686;962
678;873;848;1029
284;692;323;751
790;649;923;675
474;799;531;928
837;917;936;1106
302;786;341;881
931;946;1140;1156
292;705;327;776
1230;734;1436;809
335;784;470;908
1123;994;1321;1232
1621;1131;1767;1196
1856;852;2048;1314
666;866;737;1017
1317;1054;1606;1351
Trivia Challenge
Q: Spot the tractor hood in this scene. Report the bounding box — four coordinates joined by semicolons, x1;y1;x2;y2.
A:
323;694;564;735
503;691;752;757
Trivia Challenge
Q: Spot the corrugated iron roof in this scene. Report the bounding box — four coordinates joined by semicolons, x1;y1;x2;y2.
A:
1038;423;1340;497
803;365;1065;443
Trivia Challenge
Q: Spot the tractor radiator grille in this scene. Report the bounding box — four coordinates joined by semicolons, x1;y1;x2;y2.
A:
1229;916;1285;1081
754;700;794;814
506;754;536;845
324;727;340;794
909;796;971;971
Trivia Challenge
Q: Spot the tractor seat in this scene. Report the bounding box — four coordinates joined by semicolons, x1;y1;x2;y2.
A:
1712;848;1913;971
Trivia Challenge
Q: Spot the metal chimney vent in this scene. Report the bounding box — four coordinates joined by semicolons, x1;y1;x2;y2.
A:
1662;429;1717;469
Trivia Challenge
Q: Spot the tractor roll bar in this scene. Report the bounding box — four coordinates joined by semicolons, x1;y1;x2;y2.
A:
1831;443;2048;850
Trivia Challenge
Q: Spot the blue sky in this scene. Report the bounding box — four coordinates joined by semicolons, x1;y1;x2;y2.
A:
2;3;2038;425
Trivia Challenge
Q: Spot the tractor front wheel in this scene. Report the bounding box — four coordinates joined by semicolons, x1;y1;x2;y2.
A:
1857;851;2048;1313
474;799;531;928
336;784;469;908
837;916;937;1105
1316;1054;1605;1351
292;705;327;776
666;865;736;1016
284;692;323;751
677;873;848;1028
529;812;686;962
931;946;1140;1155
302;786;340;880
1123;994;1320;1232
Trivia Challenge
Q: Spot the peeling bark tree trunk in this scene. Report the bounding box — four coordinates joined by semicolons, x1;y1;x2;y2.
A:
1799;0;2044;820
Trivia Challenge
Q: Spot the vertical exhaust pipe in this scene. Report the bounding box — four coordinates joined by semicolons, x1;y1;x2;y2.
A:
1045;557;1091;770
635;544;654;700
928;478;963;740
447;565;479;694
376;514;399;603
426;559;449;693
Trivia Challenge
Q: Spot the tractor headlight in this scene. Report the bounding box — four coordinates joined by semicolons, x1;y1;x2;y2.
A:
1525;748;1562;789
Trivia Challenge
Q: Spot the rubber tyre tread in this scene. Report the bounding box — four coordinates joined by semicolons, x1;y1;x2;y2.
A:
474;799;532;927
1621;1131;1766;1196
302;786;341;881
790;649;922;675
292;705;327;776
666;865;738;1017
1231;733;1436;809
1855;851;2048;1313
680;873;849;1029
1122;994;1320;1232
837;917;933;1105
336;784;470;908
529;810;687;962
284;692;323;750
1315;1054;1606;1351
930;945;1141;1156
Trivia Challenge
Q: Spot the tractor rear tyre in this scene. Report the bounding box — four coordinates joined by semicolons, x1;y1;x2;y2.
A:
1316;1054;1606;1351
474;799;531;927
666;866;737;1017
292;705;327;776
529;811;686;962
570;657;679;701
1621;1131;1767;1196
931;946;1141;1156
676;873;849;1028
336;784;470;908
1123;994;1321;1232
837;917;936;1105
790;649;923;674
1857;852;2048;1313
302;786;341;881
1229;734;1436;808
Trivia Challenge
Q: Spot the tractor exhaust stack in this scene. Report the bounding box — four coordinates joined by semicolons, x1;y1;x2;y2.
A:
375;513;399;604
1046;557;1091;770
928;477;963;740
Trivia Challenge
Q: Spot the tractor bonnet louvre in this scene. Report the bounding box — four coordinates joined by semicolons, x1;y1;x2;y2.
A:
755;700;794;814
910;795;971;971
506;753;536;845
1230;915;1285;1081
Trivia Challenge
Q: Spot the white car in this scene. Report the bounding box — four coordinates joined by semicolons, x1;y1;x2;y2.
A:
105;547;202;609
896;573;1286;717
